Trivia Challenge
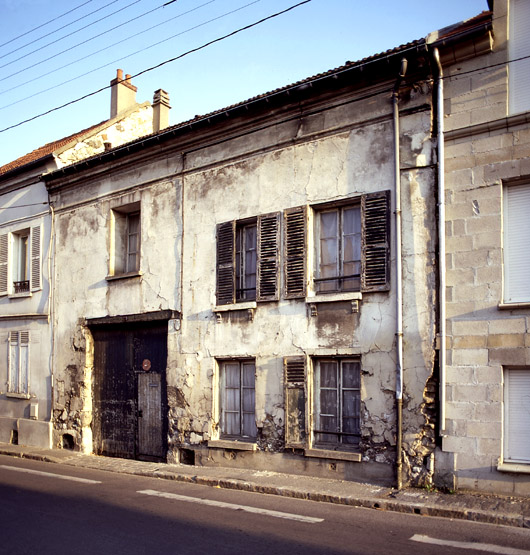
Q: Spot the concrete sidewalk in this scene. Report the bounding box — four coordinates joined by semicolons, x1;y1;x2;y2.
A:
1;442;528;529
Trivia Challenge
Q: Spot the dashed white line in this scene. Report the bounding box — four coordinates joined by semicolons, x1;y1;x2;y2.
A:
411;534;530;555
0;464;101;484
137;489;324;523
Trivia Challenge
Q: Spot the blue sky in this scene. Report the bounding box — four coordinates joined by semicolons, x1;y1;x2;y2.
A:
0;0;487;167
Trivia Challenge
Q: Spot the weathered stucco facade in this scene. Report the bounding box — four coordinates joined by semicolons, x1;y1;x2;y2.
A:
0;70;170;450
436;0;530;495
44;43;440;487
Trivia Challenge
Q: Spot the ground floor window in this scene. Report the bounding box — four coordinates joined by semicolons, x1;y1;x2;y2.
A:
313;358;360;449
7;331;29;395
504;368;530;463
220;360;256;440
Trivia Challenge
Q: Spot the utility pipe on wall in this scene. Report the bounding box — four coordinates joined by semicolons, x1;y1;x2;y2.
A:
393;57;407;491
433;48;447;436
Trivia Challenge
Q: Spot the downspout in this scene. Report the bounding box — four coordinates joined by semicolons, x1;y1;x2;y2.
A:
393;57;407;490
433;48;446;436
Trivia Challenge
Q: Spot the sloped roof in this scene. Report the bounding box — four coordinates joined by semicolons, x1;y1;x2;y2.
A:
0;119;106;176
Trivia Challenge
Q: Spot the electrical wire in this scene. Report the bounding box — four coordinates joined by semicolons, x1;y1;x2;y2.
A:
0;0;146;78
0;0;121;62
0;0;94;50
0;0;312;134
0;0;217;101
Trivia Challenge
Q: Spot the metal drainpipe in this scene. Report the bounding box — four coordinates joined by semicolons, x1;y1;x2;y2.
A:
433;48;446;436
393;57;407;490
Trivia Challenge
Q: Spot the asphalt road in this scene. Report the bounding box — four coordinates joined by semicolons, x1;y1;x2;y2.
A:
0;454;529;555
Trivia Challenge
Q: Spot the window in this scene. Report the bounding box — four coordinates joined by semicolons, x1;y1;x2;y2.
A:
216;213;280;305
509;0;530;115
503;182;530;303
110;203;141;276
7;331;29;396
313;192;390;294
235;222;257;301
313;358;361;449
316;205;361;293
220;360;256;440
0;225;41;297
503;368;530;464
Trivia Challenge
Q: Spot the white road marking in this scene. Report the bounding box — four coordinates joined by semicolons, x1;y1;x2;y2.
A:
0;465;101;484
411;534;530;555
137;489;323;523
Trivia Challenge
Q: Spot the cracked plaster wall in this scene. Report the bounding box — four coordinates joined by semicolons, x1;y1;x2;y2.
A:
174;85;438;483
50;162;181;452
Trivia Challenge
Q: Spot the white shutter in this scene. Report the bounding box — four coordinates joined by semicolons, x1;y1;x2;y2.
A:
503;183;530;302
0;233;8;296
504;369;530;463
30;225;41;292
509;0;530;114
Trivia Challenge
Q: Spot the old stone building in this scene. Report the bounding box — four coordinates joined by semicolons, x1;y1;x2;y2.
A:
0;70;170;449
436;0;530;495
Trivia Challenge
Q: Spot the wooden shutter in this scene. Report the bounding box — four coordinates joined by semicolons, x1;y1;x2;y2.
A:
30;225;42;292
0;233;8;296
216;221;235;305
283;206;307;299
361;191;390;292
284;356;306;448
257;212;280;301
504;369;530;463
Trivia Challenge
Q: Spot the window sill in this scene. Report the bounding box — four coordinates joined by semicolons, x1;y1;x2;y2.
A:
306;292;362;304
498;302;530;310
106;271;142;282
214;301;257;312
6;392;31;400
304;448;361;462
8;292;32;299
497;462;530;474
208;439;257;451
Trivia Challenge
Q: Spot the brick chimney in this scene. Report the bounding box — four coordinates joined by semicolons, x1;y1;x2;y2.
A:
152;89;171;132
110;69;137;118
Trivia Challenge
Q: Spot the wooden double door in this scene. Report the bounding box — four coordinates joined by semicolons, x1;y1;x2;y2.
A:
91;322;168;461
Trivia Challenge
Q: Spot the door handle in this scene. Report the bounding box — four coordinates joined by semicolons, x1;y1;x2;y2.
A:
138;410;143;418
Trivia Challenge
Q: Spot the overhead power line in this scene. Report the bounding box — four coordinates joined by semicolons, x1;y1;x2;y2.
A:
0;0;94;50
0;0;120;61
0;0;312;135
0;0;146;77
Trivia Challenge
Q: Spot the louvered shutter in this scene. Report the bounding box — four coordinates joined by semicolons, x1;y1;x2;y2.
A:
503;183;530;302
30;225;42;292
284;356;307;448
283;206;307;299
0;233;8;296
509;0;530;114
257;212;280;301
8;331;19;393
504;369;530;463
216;221;235;305
361;191;390;292
19;331;29;394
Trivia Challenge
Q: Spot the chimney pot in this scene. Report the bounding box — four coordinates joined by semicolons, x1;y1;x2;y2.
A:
110;68;138;118
152;89;171;133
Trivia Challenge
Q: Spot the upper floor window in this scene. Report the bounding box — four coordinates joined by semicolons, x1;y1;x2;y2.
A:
503;181;530;303
509;0;530;114
235;221;257;301
109;202;141;277
316;205;361;293
0;225;42;297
